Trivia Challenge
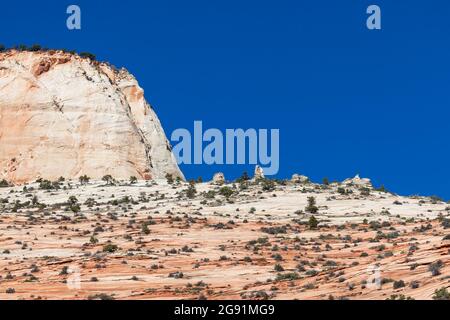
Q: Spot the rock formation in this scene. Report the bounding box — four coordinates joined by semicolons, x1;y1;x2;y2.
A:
254;165;265;180
212;172;225;185
342;174;372;187
0;50;183;183
291;174;309;184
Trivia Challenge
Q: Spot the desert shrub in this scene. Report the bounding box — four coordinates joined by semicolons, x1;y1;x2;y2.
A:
165;173;174;184
274;264;284;272
235;172;250;183
79;52;96;60
16;44;28;51
168;272;184;279
433;287;450;300
261;179;275;192
276;272;300;281
305;269;318;276
79;175;90;185
441;219;450;229
219;186;234;198
0;179;10;187
103;244;118;253
141;223;150;235
393;280;405;289
39;179;60;190
129;176;138;184
375;185;387;192
59;266;69;275
88;293;115;300
29;44;41;51
308;216;319;229
185;182;197;199
271;253;283;261
102;175;114;185
428;260;443;276
305;196;318;214
261;226;287;234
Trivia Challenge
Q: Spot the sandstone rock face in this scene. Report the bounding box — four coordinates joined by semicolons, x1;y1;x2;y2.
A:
0;50;183;184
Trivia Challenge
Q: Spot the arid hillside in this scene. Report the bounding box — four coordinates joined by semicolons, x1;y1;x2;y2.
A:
0;175;448;300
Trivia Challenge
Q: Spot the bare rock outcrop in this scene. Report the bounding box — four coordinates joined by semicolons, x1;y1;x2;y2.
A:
0;50;183;183
291;174;309;184
254;165;265;180
212;172;225;185
342;174;372;187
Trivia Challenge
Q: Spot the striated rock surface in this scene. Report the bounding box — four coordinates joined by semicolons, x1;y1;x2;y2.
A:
0;50;183;183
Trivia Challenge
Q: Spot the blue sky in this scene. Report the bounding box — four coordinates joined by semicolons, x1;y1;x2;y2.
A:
1;1;449;199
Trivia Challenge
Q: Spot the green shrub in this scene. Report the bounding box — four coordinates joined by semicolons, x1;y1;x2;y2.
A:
103;244;118;253
308;216;319;229
79;175;90;185
0;179;10;187
79;52;96;60
276;272;300;281
305;196;318;214
219;186;234;198
433;287;450;300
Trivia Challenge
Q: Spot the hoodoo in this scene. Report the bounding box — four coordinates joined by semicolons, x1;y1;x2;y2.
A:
0;50;183;183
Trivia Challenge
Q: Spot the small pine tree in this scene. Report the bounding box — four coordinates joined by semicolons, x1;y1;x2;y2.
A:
433;287;450;300
186;182;197;199
102;175;114;185
305;196;318;214
79;175;90;185
308;216;319;229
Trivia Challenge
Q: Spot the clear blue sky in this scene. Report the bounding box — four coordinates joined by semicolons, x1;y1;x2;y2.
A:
1;1;449;199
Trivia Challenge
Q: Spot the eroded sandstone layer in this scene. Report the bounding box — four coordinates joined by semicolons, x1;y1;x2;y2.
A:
0;178;448;300
0;50;183;183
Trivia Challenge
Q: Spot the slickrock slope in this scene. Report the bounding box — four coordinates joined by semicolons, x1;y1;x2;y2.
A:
0;50;183;184
0;177;448;300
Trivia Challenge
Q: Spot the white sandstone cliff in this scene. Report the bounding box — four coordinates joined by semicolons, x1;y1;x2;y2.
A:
0;50;183;183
